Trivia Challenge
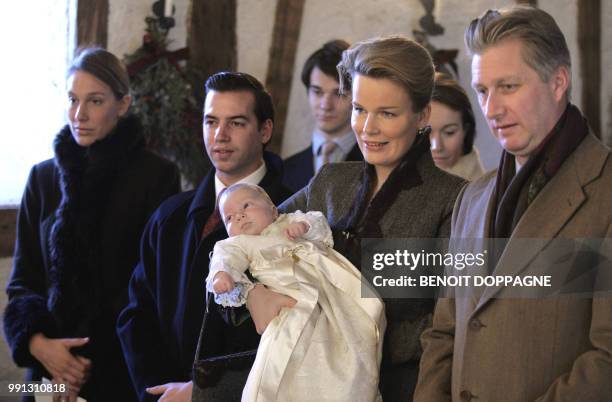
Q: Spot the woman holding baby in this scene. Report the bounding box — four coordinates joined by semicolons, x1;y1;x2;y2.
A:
249;35;466;401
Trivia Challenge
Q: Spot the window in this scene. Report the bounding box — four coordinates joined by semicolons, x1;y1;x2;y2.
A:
0;0;74;206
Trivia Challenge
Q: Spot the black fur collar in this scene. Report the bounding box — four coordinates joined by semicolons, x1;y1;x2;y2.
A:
48;114;144;336
336;133;429;237
53;114;145;171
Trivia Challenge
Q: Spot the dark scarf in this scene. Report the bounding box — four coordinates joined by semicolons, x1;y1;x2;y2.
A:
333;134;430;269
491;103;589;241
47;115;145;339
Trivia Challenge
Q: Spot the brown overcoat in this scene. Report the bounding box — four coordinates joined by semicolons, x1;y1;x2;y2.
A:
415;133;612;402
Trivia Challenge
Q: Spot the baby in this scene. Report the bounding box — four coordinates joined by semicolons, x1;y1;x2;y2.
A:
210;184;315;297
206;183;385;402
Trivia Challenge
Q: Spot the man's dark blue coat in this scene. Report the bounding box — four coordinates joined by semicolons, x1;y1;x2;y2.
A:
117;152;292;401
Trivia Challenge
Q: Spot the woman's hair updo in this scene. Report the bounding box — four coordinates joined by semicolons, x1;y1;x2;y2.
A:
337;35;435;113
67;47;130;100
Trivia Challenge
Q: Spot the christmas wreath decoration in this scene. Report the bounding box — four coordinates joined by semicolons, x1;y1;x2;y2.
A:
124;13;207;187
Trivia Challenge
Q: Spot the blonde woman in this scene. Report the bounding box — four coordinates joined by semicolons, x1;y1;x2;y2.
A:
249;36;466;401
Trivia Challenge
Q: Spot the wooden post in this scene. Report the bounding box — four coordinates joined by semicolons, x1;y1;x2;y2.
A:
186;0;238;176
76;0;109;49
578;0;601;136
265;0;306;154
188;0;237;100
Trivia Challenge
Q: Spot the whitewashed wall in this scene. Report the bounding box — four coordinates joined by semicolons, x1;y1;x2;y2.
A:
237;0;278;81
539;0;581;113
106;0;612;170
108;0;190;58
0;1;72;206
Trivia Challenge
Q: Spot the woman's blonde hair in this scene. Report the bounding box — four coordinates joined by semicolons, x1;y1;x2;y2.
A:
337;35;435;112
68;47;130;100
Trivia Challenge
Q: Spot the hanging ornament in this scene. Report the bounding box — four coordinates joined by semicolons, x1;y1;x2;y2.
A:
124;1;207;187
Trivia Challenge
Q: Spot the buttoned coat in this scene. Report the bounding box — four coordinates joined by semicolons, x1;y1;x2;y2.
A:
415;133;612;402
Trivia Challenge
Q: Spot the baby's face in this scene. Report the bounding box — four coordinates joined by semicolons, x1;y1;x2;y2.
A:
220;188;277;237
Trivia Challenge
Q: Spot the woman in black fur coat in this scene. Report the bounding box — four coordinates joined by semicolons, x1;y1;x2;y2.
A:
3;48;180;401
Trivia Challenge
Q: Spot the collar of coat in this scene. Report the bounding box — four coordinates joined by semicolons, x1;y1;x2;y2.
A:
490;103;588;239
335;133;431;237
53;114;145;173
48;114;145;335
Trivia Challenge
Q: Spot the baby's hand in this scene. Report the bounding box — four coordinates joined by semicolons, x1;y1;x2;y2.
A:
284;221;309;241
212;271;235;294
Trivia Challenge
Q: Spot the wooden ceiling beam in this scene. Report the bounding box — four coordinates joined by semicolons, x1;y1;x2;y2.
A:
76;0;109;49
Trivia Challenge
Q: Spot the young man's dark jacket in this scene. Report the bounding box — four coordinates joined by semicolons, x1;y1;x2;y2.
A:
117;151;292;401
283;143;362;192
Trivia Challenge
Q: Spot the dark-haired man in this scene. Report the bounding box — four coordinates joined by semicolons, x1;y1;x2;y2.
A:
283;39;362;192
415;5;612;402
117;72;293;401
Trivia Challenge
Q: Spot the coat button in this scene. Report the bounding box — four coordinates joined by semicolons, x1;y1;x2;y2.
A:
460;390;474;401
469;318;484;331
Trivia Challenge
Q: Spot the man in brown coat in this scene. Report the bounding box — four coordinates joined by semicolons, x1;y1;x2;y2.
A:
415;6;612;402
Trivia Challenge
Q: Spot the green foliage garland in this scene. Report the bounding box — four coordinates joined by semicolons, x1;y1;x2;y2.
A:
124;16;208;187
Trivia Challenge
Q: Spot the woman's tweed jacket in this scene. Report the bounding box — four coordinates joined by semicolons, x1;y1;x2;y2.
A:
280;150;465;401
